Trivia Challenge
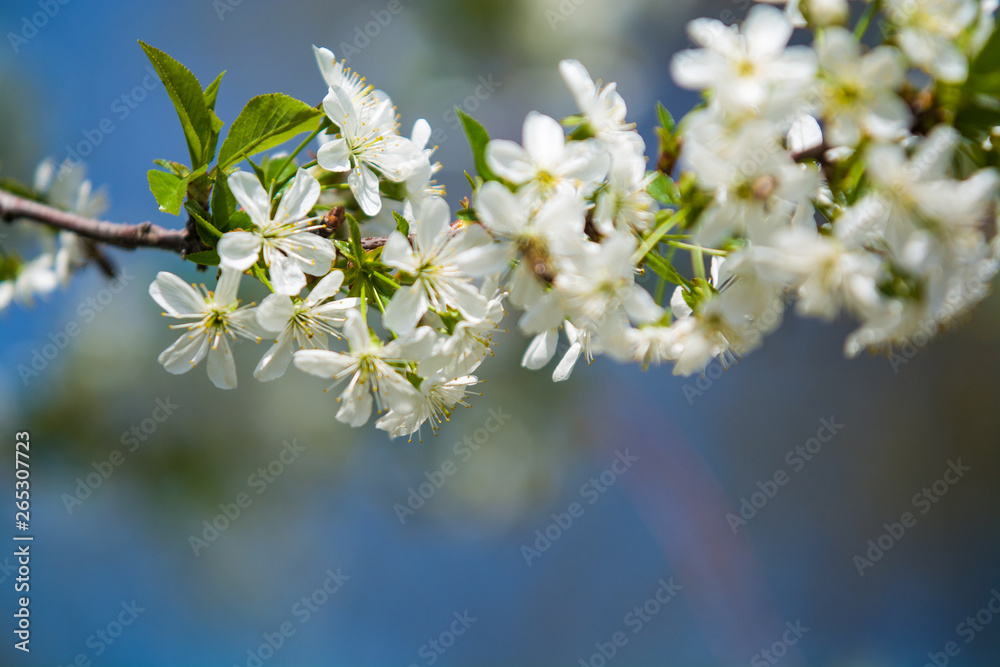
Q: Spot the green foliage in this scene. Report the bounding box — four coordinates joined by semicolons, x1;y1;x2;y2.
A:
457;109;499;182
147;169;186;215
217;94;323;169
138;41;221;169
184;249;221;266
392;211;410;237
648;172;680;206
184;200;222;245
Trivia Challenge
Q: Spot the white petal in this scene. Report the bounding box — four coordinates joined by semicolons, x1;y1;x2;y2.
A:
149;272;204;316
553;342;583;382
382;283;429;334
416;197;450;253
227;171;271;226
317;138;352;173
485;140;534;184
476;181;526;236
381;231;419;273
268;252;308;296
158;332;209;374
256;294;296;332
411;118;432;150
218;231;262;271
207;337;238;390
350;163;382;216
275;169;321;224
215;267;243;306
293;349;356;378
254;329;295;382
307;270;345;305
521;329;558;370
522;112;565;168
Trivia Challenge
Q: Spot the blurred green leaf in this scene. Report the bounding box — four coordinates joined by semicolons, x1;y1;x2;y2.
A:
392;211;410;237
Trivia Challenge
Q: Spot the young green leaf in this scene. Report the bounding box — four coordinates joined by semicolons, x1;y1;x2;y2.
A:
184;249;221;266
210;170;237;233
138;41;214;168
392;211;410;237
656;102;676;134
184;200;223;245
147;169;186;215
647;172;680;206
203;71;225;111
456;109;499;182
217;94;323;169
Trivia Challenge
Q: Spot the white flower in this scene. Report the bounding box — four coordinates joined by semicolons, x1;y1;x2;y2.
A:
419;285;506;378
757;227;883;321
317;86;425;216
884;0;978;84
292;310;434;427
671;4;817;116
253;270;361;381
558;59;645;153
485;111;608;200
312;45;388;108
148;268;261;390
594;144;656;235
217;169;336;295
375;374;479;440
33;158;110;285
816;28;911;147
4;254;59;309
682;109;819;246
838;127;996;254
471;182;588;307
627;325;681;369
381;197;490;333
555;232;663;330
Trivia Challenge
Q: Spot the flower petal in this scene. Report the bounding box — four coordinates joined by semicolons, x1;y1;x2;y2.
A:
218;231;263;271
149;272;204;316
227;171;271;226
382;283;429;334
207;337;238;389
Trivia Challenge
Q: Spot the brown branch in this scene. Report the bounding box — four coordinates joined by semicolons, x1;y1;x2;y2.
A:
0;189;187;252
0;190;398;256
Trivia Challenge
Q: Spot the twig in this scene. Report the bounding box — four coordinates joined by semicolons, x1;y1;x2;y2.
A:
0;190;397;256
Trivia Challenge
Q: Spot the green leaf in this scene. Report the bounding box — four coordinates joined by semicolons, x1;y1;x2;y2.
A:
203;71;225;111
138;41;214;168
971;23;1000;75
456;109;499;182
184;200;222;245
656;102;676;134
217;94;323;169
153;159;191;178
0;178;44;202
227;210;252;231
346;212;364;259
184;249;220;266
392;211;410;237
210;170;237;233
147;169;186;215
647;172;680;206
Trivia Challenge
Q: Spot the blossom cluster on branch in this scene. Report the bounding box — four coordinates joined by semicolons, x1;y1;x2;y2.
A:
3;0;1000;438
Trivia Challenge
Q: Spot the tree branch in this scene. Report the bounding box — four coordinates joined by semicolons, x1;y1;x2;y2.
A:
0;190;398;256
0;189;187;252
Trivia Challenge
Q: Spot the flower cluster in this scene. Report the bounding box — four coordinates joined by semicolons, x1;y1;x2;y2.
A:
665;1;1000;365
136;0;1000;436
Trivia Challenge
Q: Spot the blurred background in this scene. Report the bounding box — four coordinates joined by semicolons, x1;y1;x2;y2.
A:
1;1;999;665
